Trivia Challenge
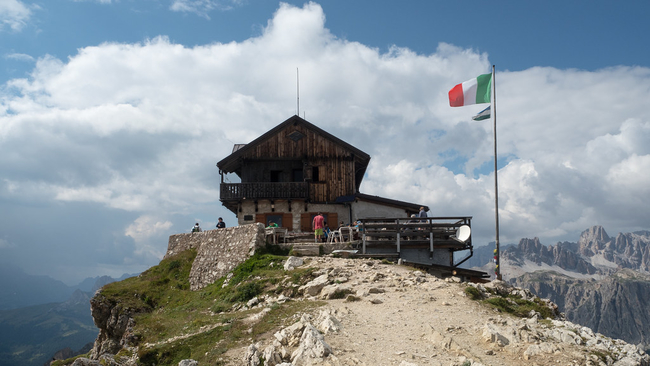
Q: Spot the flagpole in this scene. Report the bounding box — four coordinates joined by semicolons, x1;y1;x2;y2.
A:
491;65;501;281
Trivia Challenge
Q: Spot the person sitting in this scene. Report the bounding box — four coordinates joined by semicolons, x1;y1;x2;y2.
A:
353;220;362;240
267;221;278;228
191;223;202;233
216;217;226;229
324;222;331;241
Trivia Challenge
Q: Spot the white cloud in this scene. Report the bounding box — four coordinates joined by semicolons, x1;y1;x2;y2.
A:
71;0;113;4
1;2;650;282
4;52;35;62
0;0;34;31
125;215;173;241
170;0;242;18
125;215;173;259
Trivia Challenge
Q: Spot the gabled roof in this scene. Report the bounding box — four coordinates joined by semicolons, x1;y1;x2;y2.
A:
217;115;371;184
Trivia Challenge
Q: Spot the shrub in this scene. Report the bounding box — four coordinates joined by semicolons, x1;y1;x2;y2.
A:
464;286;482;300
330;288;353;299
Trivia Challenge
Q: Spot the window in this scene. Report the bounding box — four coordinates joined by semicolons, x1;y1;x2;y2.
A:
312;166;320;182
270;170;282;182
293;169;303;182
266;214;283;227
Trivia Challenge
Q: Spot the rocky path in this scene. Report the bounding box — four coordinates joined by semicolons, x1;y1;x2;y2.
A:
234;256;650;366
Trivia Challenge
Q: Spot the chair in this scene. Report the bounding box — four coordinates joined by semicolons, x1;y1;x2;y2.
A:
327;230;341;243
339;227;354;242
265;227;288;244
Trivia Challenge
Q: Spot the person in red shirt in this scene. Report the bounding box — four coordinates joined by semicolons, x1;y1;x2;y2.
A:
312;212;325;243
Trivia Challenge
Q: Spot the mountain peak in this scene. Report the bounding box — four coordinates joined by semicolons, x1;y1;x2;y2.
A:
578;225;610;256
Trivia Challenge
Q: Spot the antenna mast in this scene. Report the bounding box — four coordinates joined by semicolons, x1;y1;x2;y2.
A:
296;68;300;116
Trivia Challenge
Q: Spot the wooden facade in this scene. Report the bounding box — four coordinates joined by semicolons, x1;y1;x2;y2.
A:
217;116;371;215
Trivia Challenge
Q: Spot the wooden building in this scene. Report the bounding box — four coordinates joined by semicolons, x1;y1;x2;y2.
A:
217;115;428;231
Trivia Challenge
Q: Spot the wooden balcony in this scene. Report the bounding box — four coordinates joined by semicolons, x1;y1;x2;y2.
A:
220;182;309;201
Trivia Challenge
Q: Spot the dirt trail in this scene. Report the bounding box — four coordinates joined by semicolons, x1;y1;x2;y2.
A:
226;256;638;366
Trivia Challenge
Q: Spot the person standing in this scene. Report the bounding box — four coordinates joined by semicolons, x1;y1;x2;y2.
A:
216;217;226;229
312;212;325;243
417;207;428;235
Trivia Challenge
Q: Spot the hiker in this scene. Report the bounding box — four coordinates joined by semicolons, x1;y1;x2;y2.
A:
312;212;325;243
216;217;226;229
191;223;202;233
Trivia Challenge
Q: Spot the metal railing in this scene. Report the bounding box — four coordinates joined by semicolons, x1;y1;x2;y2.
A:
360;216;473;267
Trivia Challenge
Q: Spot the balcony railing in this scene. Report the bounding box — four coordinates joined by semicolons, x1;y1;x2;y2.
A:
220;182;309;200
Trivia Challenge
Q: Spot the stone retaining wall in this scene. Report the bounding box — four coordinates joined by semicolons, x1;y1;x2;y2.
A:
164;223;266;291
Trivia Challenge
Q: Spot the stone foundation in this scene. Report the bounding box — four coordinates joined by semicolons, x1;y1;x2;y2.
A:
165;223;266;291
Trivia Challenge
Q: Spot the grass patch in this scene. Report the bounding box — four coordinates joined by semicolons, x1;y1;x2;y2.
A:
538;318;553;328
136;300;325;366
482;295;554;319
93;245;329;366
99;249;197;313
329;288;354;300
590;350;614;363
464;286;482;300
50;353;89;366
464;286;555;320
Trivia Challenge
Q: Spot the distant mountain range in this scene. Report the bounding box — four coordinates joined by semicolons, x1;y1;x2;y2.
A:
0;263;134;310
0;269;137;366
468;226;650;350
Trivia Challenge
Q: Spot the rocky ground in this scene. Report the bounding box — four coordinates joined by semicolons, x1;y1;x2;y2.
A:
227;256;649;366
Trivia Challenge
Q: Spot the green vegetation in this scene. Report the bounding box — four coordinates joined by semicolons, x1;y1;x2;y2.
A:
344;295;361;302
81;245;326;366
464;286;482;300
51;353;90;366
329;288;354;300
590;350;615;363
466;286;555;319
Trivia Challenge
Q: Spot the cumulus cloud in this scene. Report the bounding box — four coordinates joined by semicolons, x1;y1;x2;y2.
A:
125;215;173;242
125;215;173;260
0;0;34;32
1;2;650;282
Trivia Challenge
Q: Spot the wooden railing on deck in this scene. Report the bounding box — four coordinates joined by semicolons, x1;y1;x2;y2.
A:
220;182;309;200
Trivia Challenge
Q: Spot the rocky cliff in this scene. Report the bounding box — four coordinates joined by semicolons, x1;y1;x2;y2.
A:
498;226;650;349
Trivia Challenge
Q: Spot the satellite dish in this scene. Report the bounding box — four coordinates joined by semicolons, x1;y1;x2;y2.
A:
455;225;471;243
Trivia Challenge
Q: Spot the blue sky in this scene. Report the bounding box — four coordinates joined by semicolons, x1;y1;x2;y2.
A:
4;0;650;82
2;0;650;284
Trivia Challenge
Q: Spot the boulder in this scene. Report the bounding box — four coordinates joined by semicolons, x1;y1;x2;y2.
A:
284;257;305;271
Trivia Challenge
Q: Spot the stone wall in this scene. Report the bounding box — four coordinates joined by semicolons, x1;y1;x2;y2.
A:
165;223;266;291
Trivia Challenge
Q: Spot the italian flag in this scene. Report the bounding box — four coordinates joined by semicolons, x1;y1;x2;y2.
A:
448;73;492;107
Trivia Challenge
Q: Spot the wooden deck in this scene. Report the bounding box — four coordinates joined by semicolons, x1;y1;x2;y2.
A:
359;217;475;269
